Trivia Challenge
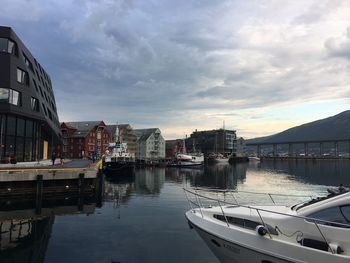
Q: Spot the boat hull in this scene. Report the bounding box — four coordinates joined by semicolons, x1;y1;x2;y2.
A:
103;161;135;175
167;161;203;167
190;221;294;263
186;210;350;263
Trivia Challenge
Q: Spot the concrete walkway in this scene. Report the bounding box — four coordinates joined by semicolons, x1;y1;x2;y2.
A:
0;159;94;170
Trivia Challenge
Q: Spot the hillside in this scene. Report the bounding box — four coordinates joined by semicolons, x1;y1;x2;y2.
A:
247;110;350;143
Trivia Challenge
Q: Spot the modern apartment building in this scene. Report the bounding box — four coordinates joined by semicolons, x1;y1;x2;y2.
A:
186;129;237;155
0;26;61;162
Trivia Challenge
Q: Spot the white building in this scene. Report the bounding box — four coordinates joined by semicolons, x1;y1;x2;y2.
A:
134;128;166;161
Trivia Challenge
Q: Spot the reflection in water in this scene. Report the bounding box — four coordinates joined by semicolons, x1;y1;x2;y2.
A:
2;160;350;263
134;168;165;195
0;188;102;263
188;163;247;190
0;216;53;263
258;160;350;187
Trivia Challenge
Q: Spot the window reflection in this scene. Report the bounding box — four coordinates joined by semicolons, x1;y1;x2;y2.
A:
0;38;16;54
31;97;39;112
17;68;28;85
0;89;21;106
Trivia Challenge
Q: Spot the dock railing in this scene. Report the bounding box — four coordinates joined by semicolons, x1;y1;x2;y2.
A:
184;188;350;255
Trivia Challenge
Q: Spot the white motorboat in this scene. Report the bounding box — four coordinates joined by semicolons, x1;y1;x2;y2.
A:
184;187;350;263
248;156;261;162
168;153;204;167
207;153;230;164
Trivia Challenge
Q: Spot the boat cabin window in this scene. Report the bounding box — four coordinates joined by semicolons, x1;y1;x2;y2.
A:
213;214;278;235
307;205;350;227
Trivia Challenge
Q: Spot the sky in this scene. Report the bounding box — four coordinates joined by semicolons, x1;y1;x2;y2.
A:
1;0;350;139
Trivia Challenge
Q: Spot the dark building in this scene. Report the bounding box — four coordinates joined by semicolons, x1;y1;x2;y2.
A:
186;129;237;155
0;26;61;162
61;121;111;159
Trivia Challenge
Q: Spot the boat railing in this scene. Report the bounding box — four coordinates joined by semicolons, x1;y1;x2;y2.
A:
191;187;315;206
184;188;350;255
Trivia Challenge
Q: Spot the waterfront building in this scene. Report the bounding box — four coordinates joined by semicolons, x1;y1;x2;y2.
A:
106;124;136;155
0;26;61;162
134;128;166;161
165;139;186;158
235;137;246;157
60;121;110;159
186;129;237;156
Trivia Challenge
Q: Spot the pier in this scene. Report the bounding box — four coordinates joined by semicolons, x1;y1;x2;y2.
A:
0;160;103;213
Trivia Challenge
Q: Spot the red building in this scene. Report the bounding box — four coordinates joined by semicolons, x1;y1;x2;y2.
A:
60;121;111;159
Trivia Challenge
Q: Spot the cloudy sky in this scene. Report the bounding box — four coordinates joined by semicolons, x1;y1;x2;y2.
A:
2;0;350;139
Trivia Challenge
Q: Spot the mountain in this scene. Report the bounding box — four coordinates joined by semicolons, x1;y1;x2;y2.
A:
247;110;350;144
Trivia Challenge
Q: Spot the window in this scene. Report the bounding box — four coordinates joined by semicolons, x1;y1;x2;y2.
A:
38;86;44;97
0;88;21;105
22;52;34;71
0;88;9;103
36;70;40;81
31;97;39;112
307;206;350;227
48;109;52;120
17;68;29;85
41;103;47;116
0;38;17;55
16;118;25;136
32;79;39;92
9;90;20;105
213;214;278;234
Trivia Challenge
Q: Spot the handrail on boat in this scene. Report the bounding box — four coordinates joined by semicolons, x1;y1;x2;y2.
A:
193;187;315;203
184;187;350;253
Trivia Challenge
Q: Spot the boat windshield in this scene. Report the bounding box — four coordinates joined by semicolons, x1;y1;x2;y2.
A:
294;190;349;211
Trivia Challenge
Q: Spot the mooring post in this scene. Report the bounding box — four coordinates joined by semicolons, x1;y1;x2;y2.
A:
96;169;104;208
36;174;43;215
78;173;85;211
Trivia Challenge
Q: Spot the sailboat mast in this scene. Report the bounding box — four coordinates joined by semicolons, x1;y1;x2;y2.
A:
115;123;120;143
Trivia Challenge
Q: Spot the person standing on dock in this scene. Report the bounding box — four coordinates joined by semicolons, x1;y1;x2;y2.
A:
51;152;56;166
60;154;64;166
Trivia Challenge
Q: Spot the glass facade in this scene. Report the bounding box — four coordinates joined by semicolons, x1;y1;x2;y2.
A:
0;114;39;162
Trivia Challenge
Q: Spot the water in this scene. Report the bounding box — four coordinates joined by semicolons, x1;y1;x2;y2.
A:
1;160;350;263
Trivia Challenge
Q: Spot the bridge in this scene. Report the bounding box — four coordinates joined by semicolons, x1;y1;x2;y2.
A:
246;139;350;157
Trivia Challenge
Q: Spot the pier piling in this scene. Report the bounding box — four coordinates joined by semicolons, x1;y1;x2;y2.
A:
36;174;43;215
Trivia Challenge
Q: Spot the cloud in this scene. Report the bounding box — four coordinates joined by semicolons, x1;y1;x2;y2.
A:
2;0;350;139
325;26;350;59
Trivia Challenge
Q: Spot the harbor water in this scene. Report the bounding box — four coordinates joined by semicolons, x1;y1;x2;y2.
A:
1;160;350;263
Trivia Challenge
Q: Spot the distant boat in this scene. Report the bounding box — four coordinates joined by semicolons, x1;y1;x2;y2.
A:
248;156;260;162
168;153;204;167
168;138;204;167
207;153;229;163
